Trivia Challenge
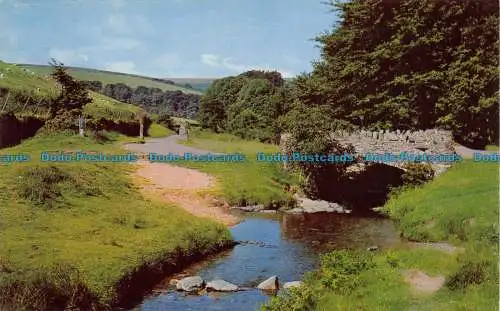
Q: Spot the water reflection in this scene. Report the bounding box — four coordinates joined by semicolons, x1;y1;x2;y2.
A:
135;212;399;311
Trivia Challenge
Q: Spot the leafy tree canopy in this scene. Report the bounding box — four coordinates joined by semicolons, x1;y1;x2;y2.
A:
298;0;498;148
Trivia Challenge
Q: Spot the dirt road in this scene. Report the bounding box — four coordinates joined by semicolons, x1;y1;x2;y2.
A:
125;135;239;227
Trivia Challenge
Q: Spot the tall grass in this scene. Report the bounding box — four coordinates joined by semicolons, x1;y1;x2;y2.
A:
0;132;232;310
177;128;298;207
261;160;499;311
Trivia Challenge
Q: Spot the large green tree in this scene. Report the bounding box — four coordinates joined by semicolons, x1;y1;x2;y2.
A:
198;71;288;141
298;0;498;148
44;59;92;132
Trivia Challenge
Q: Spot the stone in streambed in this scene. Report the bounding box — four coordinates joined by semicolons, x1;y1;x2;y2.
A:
257;275;279;291
176;276;204;292
283;281;303;289
206;279;239;292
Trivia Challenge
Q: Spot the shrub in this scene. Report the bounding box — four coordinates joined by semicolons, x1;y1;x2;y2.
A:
15;165;102;207
0;264;100;311
446;261;487;290
279;104;355;199
16;166;70;207
319;250;374;294
446;244;497;291
261;286;317;311
157;112;175;131
401;162;434;187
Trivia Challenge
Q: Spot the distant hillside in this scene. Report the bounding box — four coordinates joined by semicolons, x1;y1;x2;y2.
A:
0;61;145;123
167;78;215;92
18;64;203;95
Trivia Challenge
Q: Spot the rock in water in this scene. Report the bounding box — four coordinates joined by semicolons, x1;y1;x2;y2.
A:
176;276;204;292
206;279;239;292
283;281;303;289
257;275;279;291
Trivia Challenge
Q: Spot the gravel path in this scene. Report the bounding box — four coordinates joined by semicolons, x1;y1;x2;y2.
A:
124;135;239;227
453;144;488;159
124;135;221;156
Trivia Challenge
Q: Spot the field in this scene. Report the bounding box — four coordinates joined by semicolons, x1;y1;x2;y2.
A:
17;64;203;94
177;129;297;207
262;159;499;311
0;61;150;124
0;133;231;310
85;91;142;122
0;61;58;98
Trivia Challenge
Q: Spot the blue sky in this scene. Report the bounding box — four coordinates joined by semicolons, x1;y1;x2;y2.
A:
0;0;339;78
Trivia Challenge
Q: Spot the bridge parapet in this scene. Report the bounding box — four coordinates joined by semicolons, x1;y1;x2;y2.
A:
279;128;456;174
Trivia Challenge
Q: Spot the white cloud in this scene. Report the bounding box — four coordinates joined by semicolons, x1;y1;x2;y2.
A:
199;53;295;78
200;54;220;67
49;48;88;65
105;61;136;74
153;53;181;68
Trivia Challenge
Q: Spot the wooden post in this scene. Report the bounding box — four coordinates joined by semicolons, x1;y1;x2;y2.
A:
139;118;144;139
1;92;10;112
33;98;42;115
78;115;85;136
20;97;30;113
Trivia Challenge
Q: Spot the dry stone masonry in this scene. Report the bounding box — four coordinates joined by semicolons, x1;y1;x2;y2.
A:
280;129;457;174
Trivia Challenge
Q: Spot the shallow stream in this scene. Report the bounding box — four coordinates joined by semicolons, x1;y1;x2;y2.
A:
133;211;399;311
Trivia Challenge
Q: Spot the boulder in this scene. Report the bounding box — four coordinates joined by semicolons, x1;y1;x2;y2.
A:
231;204;265;212
176;276;204;292
283;281;303;289
285;207;304;214
206;279;239;292
257;275;279;291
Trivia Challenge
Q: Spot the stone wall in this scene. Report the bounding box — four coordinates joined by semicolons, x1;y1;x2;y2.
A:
279;128;456;173
330;129;455;155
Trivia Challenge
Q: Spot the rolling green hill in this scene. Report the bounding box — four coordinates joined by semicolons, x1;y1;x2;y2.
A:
0;61;146;121
17;64;203;94
167;78;215;91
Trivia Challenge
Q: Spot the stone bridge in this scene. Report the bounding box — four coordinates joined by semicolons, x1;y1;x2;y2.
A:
280;129;457;174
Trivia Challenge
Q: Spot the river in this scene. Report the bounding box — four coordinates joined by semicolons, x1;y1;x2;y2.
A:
132;211;399;311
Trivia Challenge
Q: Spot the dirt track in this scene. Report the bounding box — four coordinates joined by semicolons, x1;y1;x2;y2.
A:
125;135;239;227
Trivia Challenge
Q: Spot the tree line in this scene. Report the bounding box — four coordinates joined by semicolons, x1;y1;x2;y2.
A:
199;0;499;149
198;70;293;143
83;81;201;119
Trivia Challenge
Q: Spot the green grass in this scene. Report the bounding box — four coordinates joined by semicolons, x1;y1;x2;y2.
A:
172;116;200;126
175;129;297;207
384;160;498;244
0;61;58;98
18;64;202;94
148;123;174;138
485;145;499;151
84;91;142;122
0;133;232;310
262;160;499;311
0;61;146;124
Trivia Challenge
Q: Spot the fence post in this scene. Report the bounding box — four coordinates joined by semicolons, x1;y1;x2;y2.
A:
78;115;85;136
20;97;30;113
1;91;10;112
33;98;43;115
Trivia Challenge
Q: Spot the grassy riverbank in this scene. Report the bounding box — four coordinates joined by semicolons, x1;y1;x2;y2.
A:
177;129;298;208
0;133;232;310
262;159;499;311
